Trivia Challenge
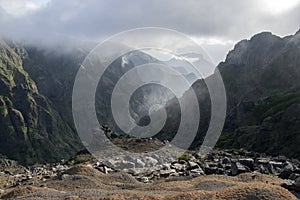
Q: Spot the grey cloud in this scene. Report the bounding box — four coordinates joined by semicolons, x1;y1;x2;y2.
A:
0;0;299;62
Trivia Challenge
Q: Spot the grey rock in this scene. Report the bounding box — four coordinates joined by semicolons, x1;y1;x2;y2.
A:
124;155;135;162
160;169;176;178
266;163;276;174
204;166;219;175
221;157;231;165
294;177;300;188
239;158;254;170
142;156;158;167
199;161;209;169
134;159;145;168
102;159;116;168
119;161;135;169
60;174;70;180
188;161;200;170
161;163;171;170
231;162;248;176
282;177;300;192
124;168;140;175
269;161;284;168
257;158;270;165
279;162;295;179
275;156;288;163
293;168;300;174
171;163;186;171
257;164;269;174
141;177;149;183
289;173;300;180
190;168;205;176
279;168;293;179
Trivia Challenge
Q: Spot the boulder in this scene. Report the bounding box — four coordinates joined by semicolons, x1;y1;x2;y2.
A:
190;168;205;176
257;158;270;165
140;177;149;183
257;164;269;174
118;161;135;169
238;158;254;170
204;167;219;175
171;163;186;171
269;161;284;168
188;161;200;170
221;157;231;165
267;163;277;174
279;162;295;179
134;159;145;168
142;156;158;167
294;177;300;188
161;163;171;170
159;169;176;178
289;173;300;180
231;162;248;176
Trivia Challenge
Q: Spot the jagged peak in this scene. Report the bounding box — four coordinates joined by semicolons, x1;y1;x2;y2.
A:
223;31;284;66
226;32;279;57
249;32;282;43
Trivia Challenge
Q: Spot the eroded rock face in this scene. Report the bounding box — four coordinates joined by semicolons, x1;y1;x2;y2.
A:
211;31;300;158
0;41;82;164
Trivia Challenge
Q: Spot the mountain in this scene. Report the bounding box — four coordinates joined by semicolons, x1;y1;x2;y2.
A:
94;50;181;139
204;31;300;158
0;40;83;164
160;30;300;159
0;29;299;164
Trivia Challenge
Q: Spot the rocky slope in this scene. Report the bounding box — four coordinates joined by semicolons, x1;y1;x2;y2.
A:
215;30;300;158
0;149;299;199
180;30;300;159
0;40;82;165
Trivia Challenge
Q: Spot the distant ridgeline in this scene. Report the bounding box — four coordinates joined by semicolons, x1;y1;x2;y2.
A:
0;29;300;164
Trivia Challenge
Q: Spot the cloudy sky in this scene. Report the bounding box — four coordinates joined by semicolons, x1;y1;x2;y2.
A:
0;0;299;64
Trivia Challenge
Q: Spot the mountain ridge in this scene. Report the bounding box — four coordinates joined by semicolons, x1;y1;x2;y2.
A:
0;28;300;163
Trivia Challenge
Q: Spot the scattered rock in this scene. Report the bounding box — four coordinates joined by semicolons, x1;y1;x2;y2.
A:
279;163;294;179
239;158;254;170
159;169;176;178
231;162;248;176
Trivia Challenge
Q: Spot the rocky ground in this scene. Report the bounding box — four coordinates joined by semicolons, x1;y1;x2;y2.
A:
0;148;299;199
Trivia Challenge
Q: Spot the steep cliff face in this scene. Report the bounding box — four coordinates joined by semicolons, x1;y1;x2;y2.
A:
0;41;82;164
214;31;300;158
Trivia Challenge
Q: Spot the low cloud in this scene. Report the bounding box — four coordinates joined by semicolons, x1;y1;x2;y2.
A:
0;0;299;63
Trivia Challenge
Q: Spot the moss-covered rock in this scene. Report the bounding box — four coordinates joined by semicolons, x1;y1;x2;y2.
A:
0;40;83;165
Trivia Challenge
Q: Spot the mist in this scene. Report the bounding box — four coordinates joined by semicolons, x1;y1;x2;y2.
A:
0;0;300;63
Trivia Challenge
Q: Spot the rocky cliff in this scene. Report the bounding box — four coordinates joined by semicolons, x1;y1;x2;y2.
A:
0;40;83;164
213;31;300;158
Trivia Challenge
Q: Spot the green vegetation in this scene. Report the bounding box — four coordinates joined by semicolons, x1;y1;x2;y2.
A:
73;153;95;164
254;92;300;121
231;148;246;155
4;96;13;107
216;132;234;147
0;41;83;165
0;96;8;117
178;153;190;161
0;105;8;117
